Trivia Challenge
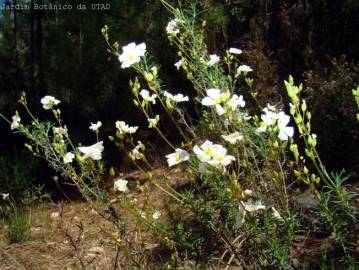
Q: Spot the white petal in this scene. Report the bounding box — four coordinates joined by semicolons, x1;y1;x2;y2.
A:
201;97;215;106
215;104;225;115
206;88;221;100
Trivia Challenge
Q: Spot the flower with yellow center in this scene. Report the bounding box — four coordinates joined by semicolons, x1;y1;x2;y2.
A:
118;42;146;68
201;88;226;115
166;148;190;167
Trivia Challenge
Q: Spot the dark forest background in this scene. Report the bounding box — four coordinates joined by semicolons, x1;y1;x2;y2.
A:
0;0;358;197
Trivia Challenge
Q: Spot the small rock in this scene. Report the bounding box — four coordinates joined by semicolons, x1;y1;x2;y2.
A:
296;190;317;209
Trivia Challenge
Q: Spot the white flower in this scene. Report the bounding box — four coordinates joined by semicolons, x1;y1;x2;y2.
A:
207;144;235;168
238;112;252;121
148;115;159;128
262;107;278;126
164;91;189;103
241;199;266;212
89;121;102;132
228;48;242;54
40;95;60;110
207;54;220;66
255;125;267;134
166;148;190;167
53;127;68;136
63;152;75;164
130;141;145;160
237;199;265;226
115;121;138;134
166;19;180;35
10;115;21;130
140;89;157;104
118;42;146;68
174;58;185;70
140;211;146;218
242;189;253;197
271;207;284;221
222;132;243;144
78;141;104;160
277;127;294;141
193;140;215;162
114;179;129;192
227;94;245;111
277;112;294;141
152;210;161;220
201;88;226;115
236;65;252;76
1;193;9;200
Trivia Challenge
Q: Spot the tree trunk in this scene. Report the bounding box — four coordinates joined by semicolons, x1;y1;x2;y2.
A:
13;0;20;93
268;0;283;51
30;0;35;93
36;0;44;96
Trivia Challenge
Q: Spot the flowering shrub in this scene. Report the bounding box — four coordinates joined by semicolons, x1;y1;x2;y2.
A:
1;1;357;268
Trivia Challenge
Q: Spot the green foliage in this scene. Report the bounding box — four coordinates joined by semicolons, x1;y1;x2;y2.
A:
0;148;40;198
6;209;31;244
1;1;358;269
0;205;30;244
352;86;359;121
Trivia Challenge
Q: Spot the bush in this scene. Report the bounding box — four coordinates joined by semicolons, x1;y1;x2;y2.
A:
0;148;41;198
6;210;30;244
304;56;359;176
0;1;357;268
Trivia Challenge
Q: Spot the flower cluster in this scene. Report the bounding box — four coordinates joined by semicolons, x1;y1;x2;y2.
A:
129;141;145;161
201;88;246;116
164;91;189;103
256;105;294;141
166;18;182;36
115;121;138;135
221;132;243;145
193;140;235;168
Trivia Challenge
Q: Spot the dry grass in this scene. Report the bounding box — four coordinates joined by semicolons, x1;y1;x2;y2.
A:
0;167;188;269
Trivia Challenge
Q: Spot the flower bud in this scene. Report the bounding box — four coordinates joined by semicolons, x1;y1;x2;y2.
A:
144;72;153;82
301;100;307;112
76;155;85;164
24;143;33;152
151;66;158;76
109;167;116;177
